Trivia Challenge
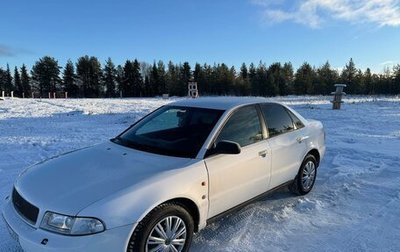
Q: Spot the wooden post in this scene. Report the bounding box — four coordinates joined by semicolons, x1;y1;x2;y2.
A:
331;84;347;110
65;92;68;99
22;92;25;99
53;92;56;99
2;91;5;99
11;91;14;98
48;92;51;99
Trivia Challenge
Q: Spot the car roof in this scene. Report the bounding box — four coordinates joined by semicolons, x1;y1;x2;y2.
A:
170;97;275;110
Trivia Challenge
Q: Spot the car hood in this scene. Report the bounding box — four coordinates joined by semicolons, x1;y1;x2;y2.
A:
15;141;193;216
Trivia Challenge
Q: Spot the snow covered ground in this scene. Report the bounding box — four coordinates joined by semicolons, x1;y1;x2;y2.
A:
0;96;399;252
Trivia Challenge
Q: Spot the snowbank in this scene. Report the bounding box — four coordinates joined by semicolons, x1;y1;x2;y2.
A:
0;96;399;251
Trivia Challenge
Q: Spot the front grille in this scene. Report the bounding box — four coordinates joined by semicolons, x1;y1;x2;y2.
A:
12;188;39;225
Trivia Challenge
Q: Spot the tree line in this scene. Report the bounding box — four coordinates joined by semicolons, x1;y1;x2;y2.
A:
1;56;399;98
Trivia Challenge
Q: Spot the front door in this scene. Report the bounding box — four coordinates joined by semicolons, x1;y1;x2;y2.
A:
204;105;271;218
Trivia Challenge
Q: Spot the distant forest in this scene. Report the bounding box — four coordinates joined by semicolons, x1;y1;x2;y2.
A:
0;56;399;98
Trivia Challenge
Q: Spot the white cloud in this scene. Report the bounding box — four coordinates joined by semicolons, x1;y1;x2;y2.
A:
380;60;395;65
253;0;400;28
380;61;399;70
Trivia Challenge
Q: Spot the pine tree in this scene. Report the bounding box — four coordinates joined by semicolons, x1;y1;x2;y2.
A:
294;63;315;95
121;60;134;97
157;61;166;94
148;61;167;96
282;62;294;95
0;68;7;93
166;61;179;96
248;63;257;95
178;62;191;96
149;62;160;96
132;60;143;97
255;62;268;96
217;63;235;95
31;56;61;97
63;60;78;97
140;61;152;96
364;68;373;94
121;60;143;97
355;69;365;94
14;67;22;97
102;58;117;97
235;63;250;96
76;56;102;97
144;75;150;97
266;62;282;96
240;63;248;79
379;67;392;94
5;64;13;93
229;66;236;94
115;65;124;97
20;64;31;96
341;58;358;94
316;61;338;95
392;65;400;94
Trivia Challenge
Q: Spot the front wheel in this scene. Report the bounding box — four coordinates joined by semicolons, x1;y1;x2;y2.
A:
290;154;317;195
127;203;194;252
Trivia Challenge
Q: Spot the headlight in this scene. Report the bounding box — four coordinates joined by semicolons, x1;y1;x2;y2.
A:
40;212;105;235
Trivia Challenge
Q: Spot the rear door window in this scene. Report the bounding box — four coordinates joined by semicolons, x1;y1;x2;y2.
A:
260;103;295;137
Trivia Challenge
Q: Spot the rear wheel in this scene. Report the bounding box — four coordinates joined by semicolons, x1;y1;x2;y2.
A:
290;154;317;195
127;203;194;252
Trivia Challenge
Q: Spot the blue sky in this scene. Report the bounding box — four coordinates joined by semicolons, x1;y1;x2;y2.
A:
1;0;400;73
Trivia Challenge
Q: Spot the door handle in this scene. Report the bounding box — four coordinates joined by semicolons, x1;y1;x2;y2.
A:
296;136;309;143
258;150;268;157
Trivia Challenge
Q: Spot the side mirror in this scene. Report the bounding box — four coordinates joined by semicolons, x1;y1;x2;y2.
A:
213;140;241;155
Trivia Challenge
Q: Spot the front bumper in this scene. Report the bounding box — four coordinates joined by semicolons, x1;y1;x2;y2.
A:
2;198;136;252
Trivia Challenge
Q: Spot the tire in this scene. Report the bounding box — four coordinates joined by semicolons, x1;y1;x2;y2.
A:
290;154;317;195
127;202;194;252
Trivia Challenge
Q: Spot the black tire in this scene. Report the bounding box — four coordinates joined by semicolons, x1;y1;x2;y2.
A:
290;154;318;195
127;202;194;252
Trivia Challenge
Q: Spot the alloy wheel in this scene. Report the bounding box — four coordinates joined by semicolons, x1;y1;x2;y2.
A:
302;160;316;190
146;216;187;252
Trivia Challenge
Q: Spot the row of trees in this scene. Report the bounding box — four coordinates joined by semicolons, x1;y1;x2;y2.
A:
1;56;399;98
0;64;31;97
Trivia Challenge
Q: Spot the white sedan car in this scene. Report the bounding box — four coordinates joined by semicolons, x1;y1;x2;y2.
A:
2;97;325;252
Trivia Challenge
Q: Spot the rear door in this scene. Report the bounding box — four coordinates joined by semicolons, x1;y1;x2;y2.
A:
204;105;271;218
260;103;308;189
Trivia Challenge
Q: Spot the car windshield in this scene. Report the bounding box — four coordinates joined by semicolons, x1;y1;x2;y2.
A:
112;106;224;158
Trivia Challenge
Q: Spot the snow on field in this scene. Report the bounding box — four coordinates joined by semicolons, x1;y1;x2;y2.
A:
0;96;399;252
